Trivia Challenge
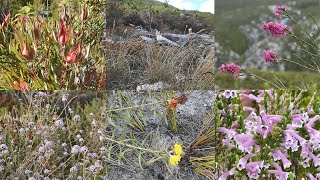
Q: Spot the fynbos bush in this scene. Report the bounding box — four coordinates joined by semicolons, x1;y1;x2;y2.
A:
0;0;106;90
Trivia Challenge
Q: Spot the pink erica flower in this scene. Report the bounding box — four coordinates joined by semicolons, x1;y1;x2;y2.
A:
234;133;256;152
263;50;279;63
268;162;289;180
262;22;290;37
218;167;235;180
219;127;236;139
306;173;317;180
245;161;264;179
274;6;287;19
273;150;292;169
219;63;242;79
237;154;252;170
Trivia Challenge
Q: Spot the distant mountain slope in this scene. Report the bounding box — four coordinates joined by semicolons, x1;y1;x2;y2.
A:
215;0;320;71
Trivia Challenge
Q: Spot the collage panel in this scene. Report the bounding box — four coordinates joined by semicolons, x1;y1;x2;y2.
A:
0;91;106;178
105;0;214;90
0;0;106;90
214;90;320;179
0;90;215;179
215;0;320;89
106;90;215;179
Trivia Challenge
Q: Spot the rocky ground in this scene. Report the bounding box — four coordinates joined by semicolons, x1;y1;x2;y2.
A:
106;91;215;180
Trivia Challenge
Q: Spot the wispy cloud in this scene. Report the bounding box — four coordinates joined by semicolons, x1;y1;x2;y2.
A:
157;0;214;14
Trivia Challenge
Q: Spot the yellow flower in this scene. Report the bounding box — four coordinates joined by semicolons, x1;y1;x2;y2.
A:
169;154;181;166
173;144;183;156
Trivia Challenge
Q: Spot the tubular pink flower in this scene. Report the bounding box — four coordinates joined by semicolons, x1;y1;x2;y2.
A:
268;162;289;180
262;21;290;37
237;154;252;170
218;167;235;180
301;158;310;168
230;90;238;98
223;90;231;98
301;143;310;158
307;115;320;127
246;112;257;121
274;6;287;19
265;90;274;99
283;131;299;151
305;125;320;139
245;161;264;172
248;94;262;103
243;107;256;112
286;130;307;144
231;121;240;129
219;63;242;79
307;150;320;167
263;50;279;63
268;116;282;124
234;133;256;152
219;127;236;139
306;173;316;180
274;150;292;169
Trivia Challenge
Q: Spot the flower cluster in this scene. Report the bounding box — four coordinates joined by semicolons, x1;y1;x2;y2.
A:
261;5;291;64
169;144;184;166
274;6;287;19
217;90;320;179
262;21;289;37
219;63;242;79
263;50;279;63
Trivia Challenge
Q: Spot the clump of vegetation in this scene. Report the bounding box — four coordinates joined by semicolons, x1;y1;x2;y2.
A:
0;91;214;179
105;0;214;90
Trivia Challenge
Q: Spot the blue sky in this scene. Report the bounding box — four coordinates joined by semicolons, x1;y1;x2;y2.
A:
157;0;214;14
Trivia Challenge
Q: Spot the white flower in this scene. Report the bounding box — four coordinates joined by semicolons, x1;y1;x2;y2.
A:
68;107;73;114
73;115;81;122
79;138;84;143
44;140;53;149
28;122;35;127
55;119;64;127
61;143;67;147
62;94;69;102
43;169;51;174
80;146;88;153
99;135;106;141
89;165;95;172
70;166;78;173
46;104;51;109
100;147;107;153
0;144;7;150
39;146;45;153
38;92;47;97
97;129;103;134
92;120;98;127
95;160;103;171
25;169;33;174
71;145;81;154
